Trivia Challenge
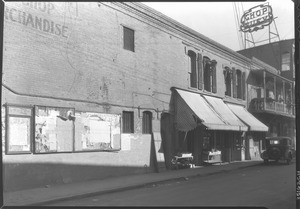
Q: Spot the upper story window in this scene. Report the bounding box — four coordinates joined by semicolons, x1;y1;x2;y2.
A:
281;52;290;71
203;57;217;93
188;50;197;88
122;111;134;133
233;69;246;100
224;67;232;96
123;26;134;52
236;70;242;99
142;111;152;134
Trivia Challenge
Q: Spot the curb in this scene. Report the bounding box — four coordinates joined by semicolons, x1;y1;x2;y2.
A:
27;161;262;206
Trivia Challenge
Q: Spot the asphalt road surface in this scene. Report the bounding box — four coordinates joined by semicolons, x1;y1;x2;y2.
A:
48;161;296;208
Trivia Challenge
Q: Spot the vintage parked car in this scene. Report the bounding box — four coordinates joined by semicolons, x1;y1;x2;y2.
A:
261;137;294;165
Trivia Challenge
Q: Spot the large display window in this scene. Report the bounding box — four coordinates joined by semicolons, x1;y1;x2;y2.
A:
6;105;33;154
34;106;74;153
74;112;121;151
4;104;122;154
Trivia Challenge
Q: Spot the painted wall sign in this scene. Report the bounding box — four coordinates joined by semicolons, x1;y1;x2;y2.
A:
4;2;69;38
240;4;273;33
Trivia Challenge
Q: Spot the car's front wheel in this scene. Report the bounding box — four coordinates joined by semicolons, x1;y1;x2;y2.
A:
264;159;269;164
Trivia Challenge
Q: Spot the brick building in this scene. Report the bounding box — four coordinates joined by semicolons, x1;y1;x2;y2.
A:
2;2;273;192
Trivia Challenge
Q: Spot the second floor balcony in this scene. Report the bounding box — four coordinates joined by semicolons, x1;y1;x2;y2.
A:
249;98;295;118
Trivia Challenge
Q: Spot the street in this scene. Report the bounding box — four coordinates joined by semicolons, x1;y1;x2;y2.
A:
47;161;296;208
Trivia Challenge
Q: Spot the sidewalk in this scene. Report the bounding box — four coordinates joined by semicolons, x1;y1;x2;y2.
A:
3;160;263;206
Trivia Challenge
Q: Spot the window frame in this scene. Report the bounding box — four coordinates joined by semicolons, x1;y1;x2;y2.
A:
188;50;198;88
236;69;242;99
34;105;75;154
224;67;232;97
203;57;212;92
5;104;33;155
123;26;135;52
74;111;121;152
142;111;152;134
122;111;134;133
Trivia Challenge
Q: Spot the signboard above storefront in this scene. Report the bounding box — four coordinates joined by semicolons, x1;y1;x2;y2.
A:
240;4;273;33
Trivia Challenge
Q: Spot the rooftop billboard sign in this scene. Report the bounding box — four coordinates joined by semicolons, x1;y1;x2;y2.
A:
240;4;273;33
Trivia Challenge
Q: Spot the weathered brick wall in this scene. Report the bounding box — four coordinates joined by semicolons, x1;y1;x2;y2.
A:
2;2;251;191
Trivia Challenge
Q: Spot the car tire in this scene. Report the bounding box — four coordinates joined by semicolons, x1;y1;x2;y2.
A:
264;159;269;164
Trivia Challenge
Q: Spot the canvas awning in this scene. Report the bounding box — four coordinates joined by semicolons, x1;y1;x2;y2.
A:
226;103;269;132
175;89;244;132
203;95;248;132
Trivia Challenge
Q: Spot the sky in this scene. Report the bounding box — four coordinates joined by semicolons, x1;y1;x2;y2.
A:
142;0;295;51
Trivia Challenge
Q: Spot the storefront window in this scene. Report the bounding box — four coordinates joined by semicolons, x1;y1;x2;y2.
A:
6;106;32;154
35;106;74;153
74;112;121;151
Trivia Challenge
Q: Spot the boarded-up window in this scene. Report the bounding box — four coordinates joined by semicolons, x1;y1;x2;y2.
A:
122;111;134;133
142;111;152;134
35;106;74;153
6;106;32;154
123;26;134;52
75;112;121;151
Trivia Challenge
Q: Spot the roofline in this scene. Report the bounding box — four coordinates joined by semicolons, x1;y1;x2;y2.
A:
111;2;252;64
237;39;295;52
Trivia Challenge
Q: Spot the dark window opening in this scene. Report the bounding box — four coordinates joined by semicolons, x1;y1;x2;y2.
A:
203;57;217;92
224;67;232;96
142;111;152;134
203;58;211;92
123;26;134;52
236;70;242;99
188;50;197;88
122;111;134;133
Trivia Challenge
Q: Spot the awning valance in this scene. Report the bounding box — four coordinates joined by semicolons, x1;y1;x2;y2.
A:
226;103;269;132
175;89;244;131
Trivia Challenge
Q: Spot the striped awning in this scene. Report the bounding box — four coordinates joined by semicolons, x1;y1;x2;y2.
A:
227;103;269;132
175;89;244;131
203;95;248;132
